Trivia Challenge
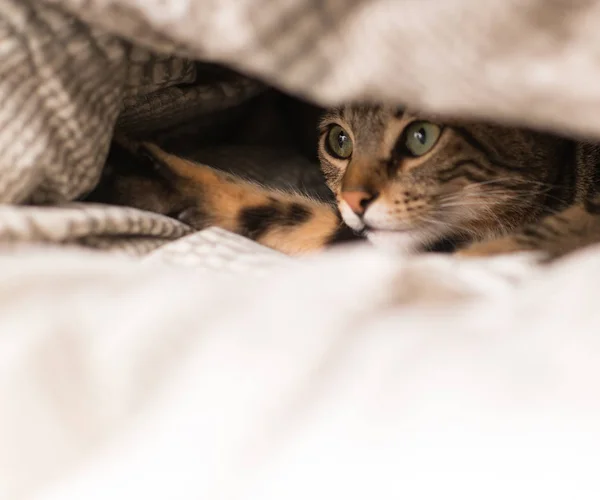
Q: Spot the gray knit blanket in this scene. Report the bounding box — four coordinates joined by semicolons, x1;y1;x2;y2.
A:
2;0;600;257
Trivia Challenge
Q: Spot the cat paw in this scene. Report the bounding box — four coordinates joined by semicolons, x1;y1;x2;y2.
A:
173;206;211;229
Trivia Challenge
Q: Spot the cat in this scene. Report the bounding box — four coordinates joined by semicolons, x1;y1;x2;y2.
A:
90;104;600;260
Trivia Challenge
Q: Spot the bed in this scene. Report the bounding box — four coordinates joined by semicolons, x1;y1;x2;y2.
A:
2;1;600;498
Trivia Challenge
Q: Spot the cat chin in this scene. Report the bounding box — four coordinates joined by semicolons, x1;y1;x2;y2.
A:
365;229;431;254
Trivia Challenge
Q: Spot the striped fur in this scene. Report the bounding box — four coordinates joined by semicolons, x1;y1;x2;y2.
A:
91;106;600;260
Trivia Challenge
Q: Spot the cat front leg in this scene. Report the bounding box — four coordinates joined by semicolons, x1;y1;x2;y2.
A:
136;143;360;255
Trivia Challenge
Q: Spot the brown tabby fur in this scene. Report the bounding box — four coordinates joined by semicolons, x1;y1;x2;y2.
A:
89;105;600;260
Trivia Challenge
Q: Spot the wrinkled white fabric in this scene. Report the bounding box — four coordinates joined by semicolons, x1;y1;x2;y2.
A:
1;229;599;499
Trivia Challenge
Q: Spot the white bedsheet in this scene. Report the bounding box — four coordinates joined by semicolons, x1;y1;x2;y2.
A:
1;228;600;499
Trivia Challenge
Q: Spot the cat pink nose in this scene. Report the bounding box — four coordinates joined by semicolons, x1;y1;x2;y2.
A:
342;190;378;216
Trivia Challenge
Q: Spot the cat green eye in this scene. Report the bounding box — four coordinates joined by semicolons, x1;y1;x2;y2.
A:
326;125;353;159
403;121;441;157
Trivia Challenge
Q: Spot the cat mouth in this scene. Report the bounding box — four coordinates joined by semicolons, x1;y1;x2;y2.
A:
362;225;458;253
364;228;427;253
362;223;422;236
339;201;456;251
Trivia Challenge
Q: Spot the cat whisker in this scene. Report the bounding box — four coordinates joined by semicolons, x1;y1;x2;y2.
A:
460;177;558;190
440;187;558;206
417;215;468;234
459;178;516;189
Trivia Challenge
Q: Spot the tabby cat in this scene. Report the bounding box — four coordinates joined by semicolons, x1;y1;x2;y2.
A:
93;105;600;260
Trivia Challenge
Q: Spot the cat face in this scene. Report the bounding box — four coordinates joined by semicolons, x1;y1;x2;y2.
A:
318;105;571;252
